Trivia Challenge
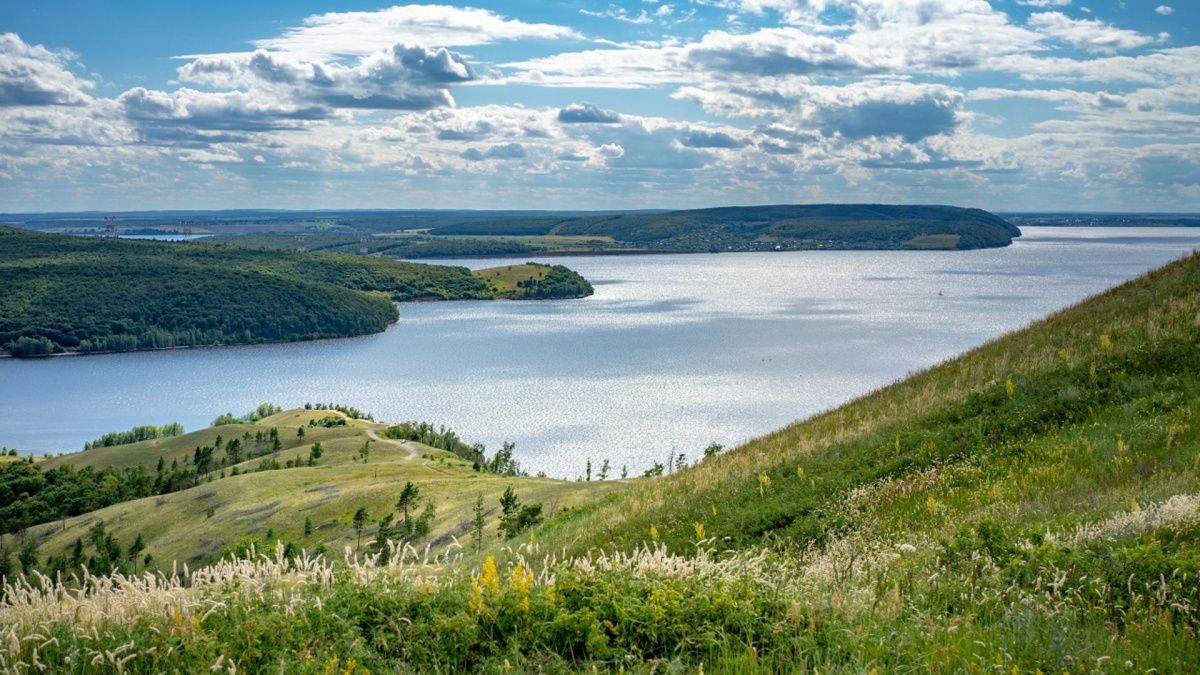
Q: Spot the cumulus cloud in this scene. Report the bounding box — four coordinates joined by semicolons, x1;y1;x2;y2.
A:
677;80;964;142
1029;12;1153;53
117;87;329;137
557;102;621;123
178;44;472;111
1154;6;1174;16
1138;151;1200;186
247;5;580;58
677;129;747;148
505;6;1042;88
688;29;875;77
0;33;93;106
0;102;133;146
809;84;963;142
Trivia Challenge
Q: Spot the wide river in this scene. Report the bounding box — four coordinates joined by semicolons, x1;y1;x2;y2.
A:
2;226;1198;476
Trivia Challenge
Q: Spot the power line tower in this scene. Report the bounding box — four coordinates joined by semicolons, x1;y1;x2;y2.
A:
359;234;370;255
103;216;117;237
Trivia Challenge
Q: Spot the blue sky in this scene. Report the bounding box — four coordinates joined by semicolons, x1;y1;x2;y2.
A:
1;1;1197;212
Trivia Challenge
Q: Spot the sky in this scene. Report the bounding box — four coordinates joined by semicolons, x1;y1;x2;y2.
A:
0;1;1197;212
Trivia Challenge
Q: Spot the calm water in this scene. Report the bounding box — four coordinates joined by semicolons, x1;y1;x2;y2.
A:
2;227;1197;476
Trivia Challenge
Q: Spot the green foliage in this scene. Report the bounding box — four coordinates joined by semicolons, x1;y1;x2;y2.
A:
84;422;183;450
0;461;161;535
433;204;1018;251
353;507;370;552
396;481;422;536
383;421;487;465
302;402;374;420
307;415;347;428
0;227;495;356
498;487;543;539
211;403;282;426
210;232;541;258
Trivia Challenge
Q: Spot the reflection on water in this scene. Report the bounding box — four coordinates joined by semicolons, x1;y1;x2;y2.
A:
2;227;1197;476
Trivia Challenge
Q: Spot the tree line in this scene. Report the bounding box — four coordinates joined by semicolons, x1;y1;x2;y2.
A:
84;422;184;450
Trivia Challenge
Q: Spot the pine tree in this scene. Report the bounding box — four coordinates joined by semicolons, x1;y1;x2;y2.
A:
352;507;369;553
128;533;145;572
471;494;486;553
396;481;421;534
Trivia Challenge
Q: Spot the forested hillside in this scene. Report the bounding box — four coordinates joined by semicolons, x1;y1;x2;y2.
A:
432;203;1020;251
0;227;589;356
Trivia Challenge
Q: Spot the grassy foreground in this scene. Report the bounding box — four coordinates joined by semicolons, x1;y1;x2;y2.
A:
2;253;1199;672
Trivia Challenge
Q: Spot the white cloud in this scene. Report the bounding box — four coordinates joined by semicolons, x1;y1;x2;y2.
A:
1016;0;1072;6
178;44;471;111
248;5;580;58
1029;12;1153;53
678;80;965;141
558;102;622;123
0;33;93;107
993;46;1200;84
504;6;1043;87
581;6;655;24
1155;6;1174;16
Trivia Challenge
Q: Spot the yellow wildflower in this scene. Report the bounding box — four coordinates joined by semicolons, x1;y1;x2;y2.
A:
1099;334;1112;350
469;578;484;615
479;555;500;593
926;496;937;515
758;472;771;496
1005;377;1014;397
796;465;804;478
649;525;659;542
694;522;705;540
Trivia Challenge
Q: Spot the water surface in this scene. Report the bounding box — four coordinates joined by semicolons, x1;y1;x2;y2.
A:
2;227;1197;476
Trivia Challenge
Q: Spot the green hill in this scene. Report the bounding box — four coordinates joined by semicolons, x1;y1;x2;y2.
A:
433;203;1020;251
6;406;625;570
474;263;594;299
2;253;1197;673
0;227;591;357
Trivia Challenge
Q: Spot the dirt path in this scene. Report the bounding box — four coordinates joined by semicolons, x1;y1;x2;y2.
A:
365;428;418;460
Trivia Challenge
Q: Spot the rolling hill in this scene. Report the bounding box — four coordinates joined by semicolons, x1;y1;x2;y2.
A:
9;407;623;570
431;203;1021;252
2;251;1197;672
0;227;591;357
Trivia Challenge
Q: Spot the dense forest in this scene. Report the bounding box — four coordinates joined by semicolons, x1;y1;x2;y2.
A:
206;233;542;258
432;203;1020;251
0;227;589;357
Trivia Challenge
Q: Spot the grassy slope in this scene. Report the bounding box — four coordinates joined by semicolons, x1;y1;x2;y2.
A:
538;251;1200;555
29;409;625;567
474;263;553;297
472;263;594;299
